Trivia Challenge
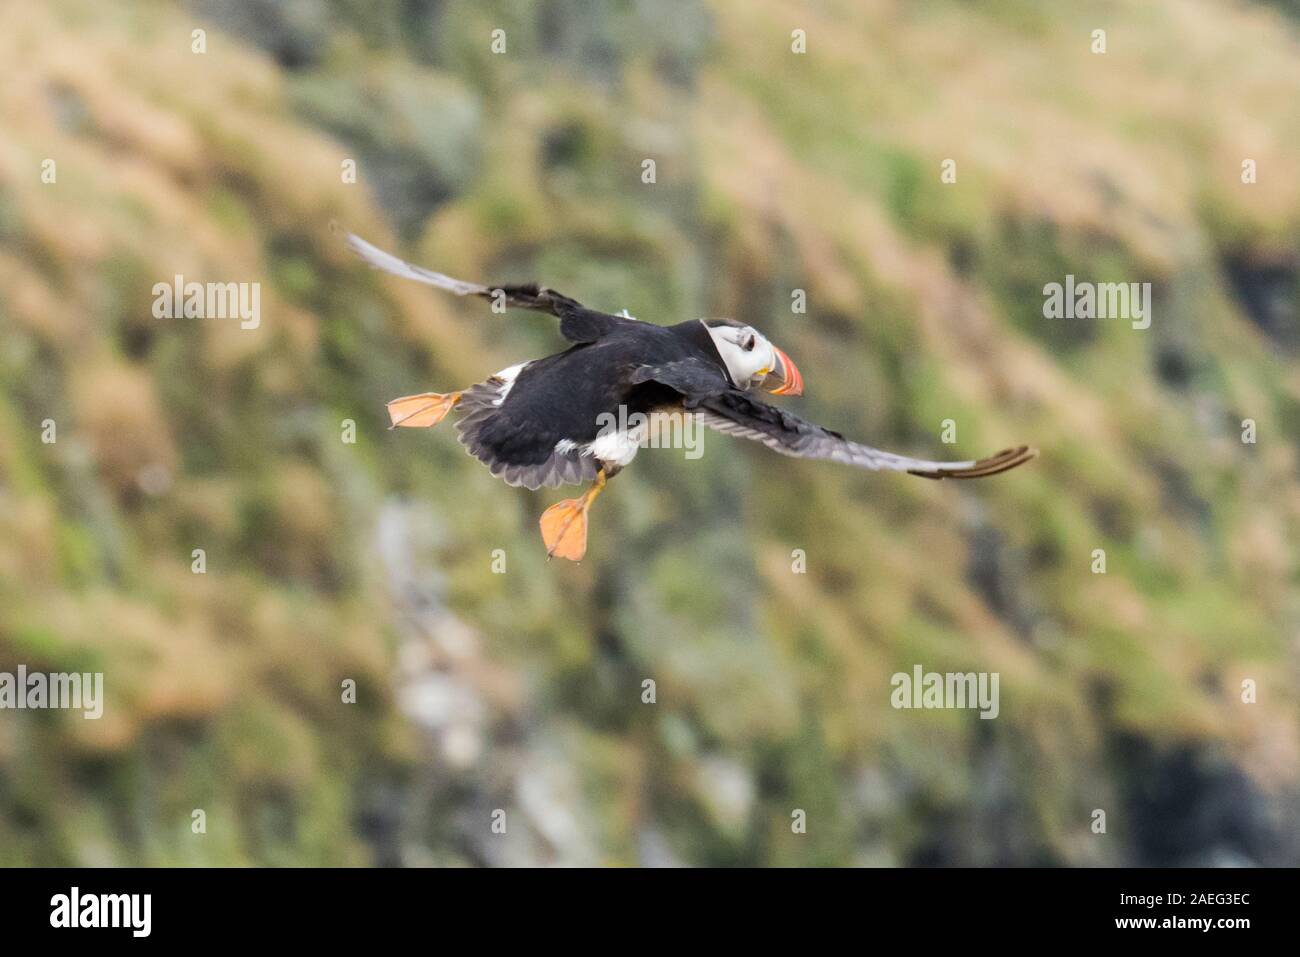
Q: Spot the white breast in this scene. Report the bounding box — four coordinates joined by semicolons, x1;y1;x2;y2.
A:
585;422;646;467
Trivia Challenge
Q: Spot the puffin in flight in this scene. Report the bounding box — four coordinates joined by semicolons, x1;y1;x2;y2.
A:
348;232;1036;561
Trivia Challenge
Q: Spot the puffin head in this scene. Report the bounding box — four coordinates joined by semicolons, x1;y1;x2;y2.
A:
702;319;804;396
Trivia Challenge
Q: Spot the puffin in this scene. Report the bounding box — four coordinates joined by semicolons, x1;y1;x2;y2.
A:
348;232;1036;561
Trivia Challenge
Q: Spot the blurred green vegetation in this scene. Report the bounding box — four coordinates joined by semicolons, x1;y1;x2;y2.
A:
0;0;1298;865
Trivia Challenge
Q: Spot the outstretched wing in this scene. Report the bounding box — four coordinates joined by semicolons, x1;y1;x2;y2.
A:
696;391;1036;479
344;231;627;343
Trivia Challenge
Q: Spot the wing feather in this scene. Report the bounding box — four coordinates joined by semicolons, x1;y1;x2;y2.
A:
631;358;732;399
344;231;626;343
696;392;1035;479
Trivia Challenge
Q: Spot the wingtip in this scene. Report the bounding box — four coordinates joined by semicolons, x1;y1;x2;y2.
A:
909;444;1038;480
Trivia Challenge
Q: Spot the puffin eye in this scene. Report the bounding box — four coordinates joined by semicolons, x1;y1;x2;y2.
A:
742;334;756;352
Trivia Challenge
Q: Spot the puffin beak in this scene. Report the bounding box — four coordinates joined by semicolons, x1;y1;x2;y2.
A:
765;346;804;396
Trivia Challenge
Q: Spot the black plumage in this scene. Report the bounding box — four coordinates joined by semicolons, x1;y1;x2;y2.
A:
455;324;724;489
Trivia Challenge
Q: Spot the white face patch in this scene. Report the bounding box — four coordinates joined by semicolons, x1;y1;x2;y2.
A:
703;320;778;390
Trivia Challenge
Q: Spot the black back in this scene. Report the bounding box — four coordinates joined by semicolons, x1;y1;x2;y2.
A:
472;320;728;466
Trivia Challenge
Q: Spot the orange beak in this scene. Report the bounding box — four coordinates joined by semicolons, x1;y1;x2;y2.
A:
765;346;804;396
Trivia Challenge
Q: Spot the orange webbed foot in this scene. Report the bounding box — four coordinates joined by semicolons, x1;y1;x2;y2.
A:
539;497;590;562
386;391;462;429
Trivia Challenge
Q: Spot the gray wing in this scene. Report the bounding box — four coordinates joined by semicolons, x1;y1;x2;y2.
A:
344;231;628;343
697;391;1036;479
